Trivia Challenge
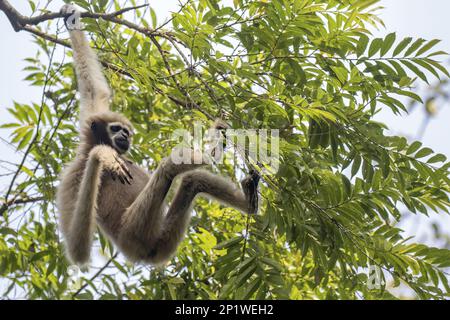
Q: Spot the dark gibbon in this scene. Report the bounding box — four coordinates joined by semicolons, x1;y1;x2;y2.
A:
56;4;260;266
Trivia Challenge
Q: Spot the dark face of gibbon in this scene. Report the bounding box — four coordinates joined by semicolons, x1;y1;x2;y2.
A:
91;120;132;154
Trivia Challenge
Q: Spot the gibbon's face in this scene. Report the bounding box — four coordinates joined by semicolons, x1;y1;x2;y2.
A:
90;117;133;154
107;122;133;154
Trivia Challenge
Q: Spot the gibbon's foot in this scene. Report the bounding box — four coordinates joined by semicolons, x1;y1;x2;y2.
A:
60;4;81;30
241;169;260;214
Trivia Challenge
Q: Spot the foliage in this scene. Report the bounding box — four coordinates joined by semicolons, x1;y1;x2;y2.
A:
0;0;449;299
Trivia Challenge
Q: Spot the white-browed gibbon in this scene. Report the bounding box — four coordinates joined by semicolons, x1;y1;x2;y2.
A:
56;4;259;266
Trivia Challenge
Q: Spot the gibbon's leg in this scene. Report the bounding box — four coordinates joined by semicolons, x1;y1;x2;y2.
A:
61;4;111;126
66;145;131;264
150;170;259;262
122;167;259;264
119;154;207;257
119;119;228;261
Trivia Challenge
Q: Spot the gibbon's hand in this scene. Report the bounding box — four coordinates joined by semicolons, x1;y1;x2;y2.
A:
90;145;133;184
213;118;229;131
240;169;260;214
209;118;229;159
111;155;133;185
60;4;82;30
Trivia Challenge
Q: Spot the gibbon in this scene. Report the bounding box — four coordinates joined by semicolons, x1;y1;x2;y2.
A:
56;4;260;266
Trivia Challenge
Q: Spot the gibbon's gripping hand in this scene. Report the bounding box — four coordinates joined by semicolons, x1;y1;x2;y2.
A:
89;145;133;184
111;155;134;185
60;4;82;30
213;118;229;131
209;118;229;159
241;169;260;214
213;118;229;142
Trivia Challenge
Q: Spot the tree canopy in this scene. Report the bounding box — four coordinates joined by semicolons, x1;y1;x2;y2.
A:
0;0;449;299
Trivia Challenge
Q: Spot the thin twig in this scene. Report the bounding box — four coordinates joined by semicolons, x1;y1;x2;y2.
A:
0;197;46;215
154;0;191;32
71;253;119;298
0;1;166;38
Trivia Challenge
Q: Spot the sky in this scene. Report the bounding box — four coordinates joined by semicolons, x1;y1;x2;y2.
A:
0;1;449;246
370;0;450;245
373;0;450;159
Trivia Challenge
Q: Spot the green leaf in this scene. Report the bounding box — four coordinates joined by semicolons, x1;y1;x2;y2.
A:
415;147;433;159
214;236;244;250
17;130;33;150
395;90;423;103
368;38;383;57
356;34;369;56
351;155;362;177
242;278;261;299
401;60;428;83
393;37;412;56
427;154;447;164
28;1;36;12
405;38;426;56
407;141;422;155
260;257;283;271
0;123;21;129
150;8;157;29
234;264;257;287
381;33;396;56
416;39;441;56
425;59;450;77
412;59;440;79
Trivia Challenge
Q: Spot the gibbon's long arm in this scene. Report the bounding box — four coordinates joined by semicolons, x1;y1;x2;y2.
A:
67;145;129;264
64;8;111;126
66;149;102;264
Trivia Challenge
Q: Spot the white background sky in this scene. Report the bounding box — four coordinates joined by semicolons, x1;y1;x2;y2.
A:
0;1;449;243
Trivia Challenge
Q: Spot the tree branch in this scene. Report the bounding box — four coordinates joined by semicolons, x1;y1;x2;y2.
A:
0;0;212;119
0;196;46;215
71;253;119;299
0;1;139;79
0;0;23;31
0;0;171;39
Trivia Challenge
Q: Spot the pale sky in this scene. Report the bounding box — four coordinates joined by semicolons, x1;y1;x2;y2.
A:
373;0;450;158
0;0;449;242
